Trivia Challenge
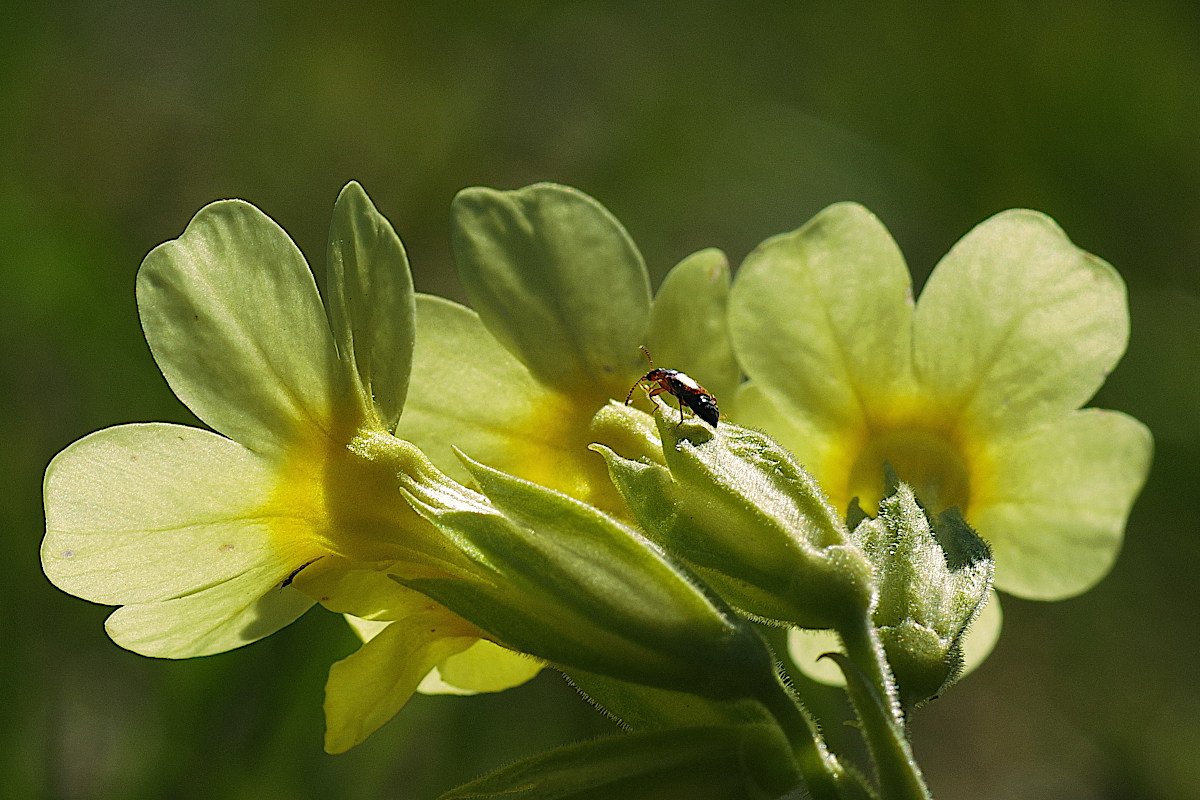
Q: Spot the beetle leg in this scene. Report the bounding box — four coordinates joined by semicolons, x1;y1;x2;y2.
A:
645;384;668;411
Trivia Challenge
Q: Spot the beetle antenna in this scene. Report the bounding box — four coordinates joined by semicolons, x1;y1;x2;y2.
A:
639;345;654;367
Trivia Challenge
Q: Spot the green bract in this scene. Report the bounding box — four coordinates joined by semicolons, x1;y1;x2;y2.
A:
41;183;539;754
729;203;1153;601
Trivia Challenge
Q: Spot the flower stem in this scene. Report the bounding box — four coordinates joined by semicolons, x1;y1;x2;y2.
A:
750;671;872;800
836;613;931;800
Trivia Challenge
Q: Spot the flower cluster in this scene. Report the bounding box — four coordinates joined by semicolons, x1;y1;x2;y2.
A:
42;181;1151;797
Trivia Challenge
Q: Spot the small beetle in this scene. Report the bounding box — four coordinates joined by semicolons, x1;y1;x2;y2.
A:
625;346;719;427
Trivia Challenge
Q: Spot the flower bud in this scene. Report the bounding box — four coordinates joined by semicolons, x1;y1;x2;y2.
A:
851;482;994;707
595;413;873;630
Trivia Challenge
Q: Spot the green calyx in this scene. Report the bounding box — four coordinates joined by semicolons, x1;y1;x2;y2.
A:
852;480;995;708
395;448;778;702
595;414;874;630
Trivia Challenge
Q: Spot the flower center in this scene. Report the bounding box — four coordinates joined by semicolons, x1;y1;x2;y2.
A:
846;427;971;516
265;415;467;575
499;392;633;520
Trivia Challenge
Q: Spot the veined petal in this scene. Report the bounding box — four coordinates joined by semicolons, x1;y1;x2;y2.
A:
729;203;915;434
103;563;314;658
647;248;740;402
323;607;479;754
137;199;346;455
399;295;623;514
326;182;415;432
399;293;560;478
42;423;285;604
913;210;1129;434
450;183;651;400
972;409;1153;600
418;639;544;695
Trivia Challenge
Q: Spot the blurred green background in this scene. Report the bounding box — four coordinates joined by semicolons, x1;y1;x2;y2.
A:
4;1;1198;798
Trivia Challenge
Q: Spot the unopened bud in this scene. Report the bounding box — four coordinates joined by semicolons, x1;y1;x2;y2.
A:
595;413;873;630
852;482;994;707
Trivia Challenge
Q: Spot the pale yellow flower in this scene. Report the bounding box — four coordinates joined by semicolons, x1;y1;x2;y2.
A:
41;184;539;753
729;203;1152;601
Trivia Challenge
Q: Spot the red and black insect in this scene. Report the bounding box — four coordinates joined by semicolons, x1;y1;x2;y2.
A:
625;346;719;427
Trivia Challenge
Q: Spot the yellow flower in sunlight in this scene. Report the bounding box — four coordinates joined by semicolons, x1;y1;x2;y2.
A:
41;183;539;753
729;203;1152;601
396;183;741;516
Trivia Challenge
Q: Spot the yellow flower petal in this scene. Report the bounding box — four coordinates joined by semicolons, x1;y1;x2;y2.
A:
323;607;478;753
451;183;651;400
399;294;626;516
137;200;348;456
341;608;540;697
647;248;739;401
973;408;1152;599
729;202;916;435
419;639;544;695
730;204;1150;605
326;182;415;432
399;294;553;478
42;423;283;604
103;564;313;658
298;565;443;620
913;210;1129;435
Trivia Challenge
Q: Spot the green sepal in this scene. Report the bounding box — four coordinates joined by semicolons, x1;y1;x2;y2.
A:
437;724;802;800
397;451;776;701
851;483;994;708
595;417;874;630
563;667;779;732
